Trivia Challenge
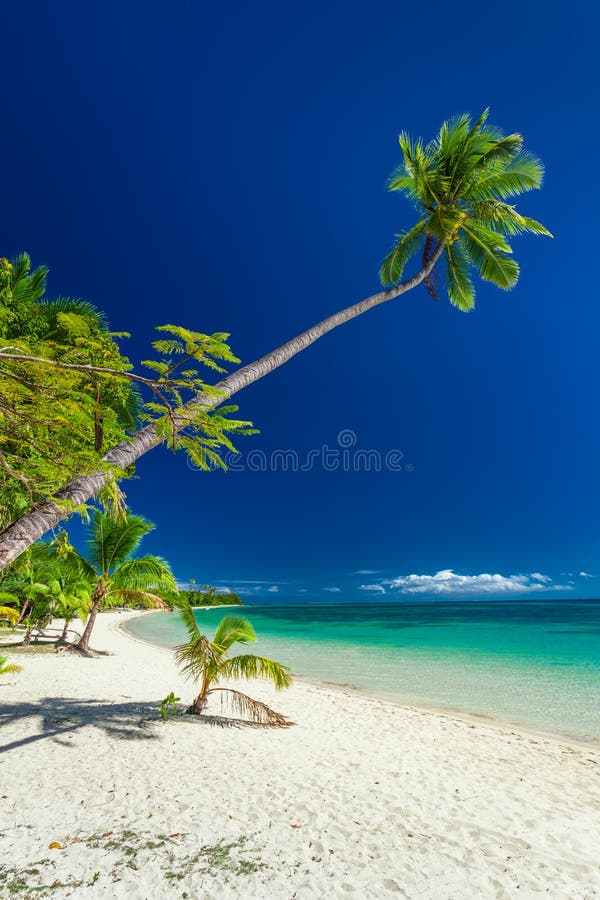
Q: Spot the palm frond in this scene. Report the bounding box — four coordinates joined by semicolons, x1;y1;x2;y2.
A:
379;219;426;285
177;598;202;641
426;206;466;241
469;133;523;172
519;216;553;237
108;555;177;593
217;653;293;689
108;589;171;609
175;634;220;682
39;297;111;333
470;201;552;237
8;253;48;305
88;511;155;574
116;384;144;429
462;224;520;289
445;240;476;312
209;687;292;727
212;615;256;654
465;152;545;201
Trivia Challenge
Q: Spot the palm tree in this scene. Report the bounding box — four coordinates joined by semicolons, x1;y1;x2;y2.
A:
48;566;93;642
66;510;177;655
0;111;551;567
378;109;551;308
175;602;292;726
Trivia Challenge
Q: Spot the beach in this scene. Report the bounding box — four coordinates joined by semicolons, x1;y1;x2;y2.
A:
1;611;599;899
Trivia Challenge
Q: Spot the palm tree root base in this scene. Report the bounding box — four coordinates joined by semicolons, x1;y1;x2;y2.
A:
57;643;108;658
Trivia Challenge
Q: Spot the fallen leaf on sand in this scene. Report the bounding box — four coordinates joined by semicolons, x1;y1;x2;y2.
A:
49;842;62;850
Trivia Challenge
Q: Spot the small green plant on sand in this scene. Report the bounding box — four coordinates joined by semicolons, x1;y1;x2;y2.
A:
159;691;181;719
0;654;23;676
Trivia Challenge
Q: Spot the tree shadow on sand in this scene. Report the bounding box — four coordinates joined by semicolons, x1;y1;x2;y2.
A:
0;697;266;754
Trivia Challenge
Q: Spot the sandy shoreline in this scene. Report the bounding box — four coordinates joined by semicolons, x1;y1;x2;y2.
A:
122;610;600;752
1;611;599;898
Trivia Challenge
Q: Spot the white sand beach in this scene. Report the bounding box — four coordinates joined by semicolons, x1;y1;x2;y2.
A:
1;611;599;899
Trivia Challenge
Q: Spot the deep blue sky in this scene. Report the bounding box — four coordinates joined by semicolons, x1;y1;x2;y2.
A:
2;0;598;600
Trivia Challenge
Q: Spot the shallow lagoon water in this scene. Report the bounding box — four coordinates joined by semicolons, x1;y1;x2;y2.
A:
125;598;600;739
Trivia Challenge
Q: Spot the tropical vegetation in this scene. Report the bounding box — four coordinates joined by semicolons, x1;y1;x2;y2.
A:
0;110;551;568
57;510;178;654
182;583;243;607
0;654;22;676
0;254;255;553
0;509;177;654
175;601;292;725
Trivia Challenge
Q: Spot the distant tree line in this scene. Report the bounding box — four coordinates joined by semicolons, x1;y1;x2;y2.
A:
182;584;243;607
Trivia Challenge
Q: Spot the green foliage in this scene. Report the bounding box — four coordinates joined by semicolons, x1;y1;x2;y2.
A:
140;324;257;466
67;510;178;609
0;540;93;638
0;592;19;625
175;600;292;726
182;584;243;607
0;653;23;675
159;691;181;719
379;109;552;310
0;255;138;528
0;510;176;649
0;256;255;532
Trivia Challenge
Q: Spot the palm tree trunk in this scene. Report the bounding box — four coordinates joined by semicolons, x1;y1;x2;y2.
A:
0;245;444;570
74;583;105;654
17;599;30;625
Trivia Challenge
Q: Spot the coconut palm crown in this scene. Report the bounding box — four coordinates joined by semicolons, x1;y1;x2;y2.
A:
175;601;293;726
67;510;177;653
380;109;552;310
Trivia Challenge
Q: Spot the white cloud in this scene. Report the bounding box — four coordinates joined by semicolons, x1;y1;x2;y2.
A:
353;569;380;575
579;571;593;578
530;573;551;583
298;588;308;593
385;569;569;596
324;587;341;593
266;585;279;593
359;583;386;593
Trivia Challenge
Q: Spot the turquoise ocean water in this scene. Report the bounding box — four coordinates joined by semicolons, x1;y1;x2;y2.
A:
124;599;600;740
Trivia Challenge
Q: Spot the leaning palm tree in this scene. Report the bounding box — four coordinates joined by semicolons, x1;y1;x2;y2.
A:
66;510;177;654
175;601;293;726
0;110;551;567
